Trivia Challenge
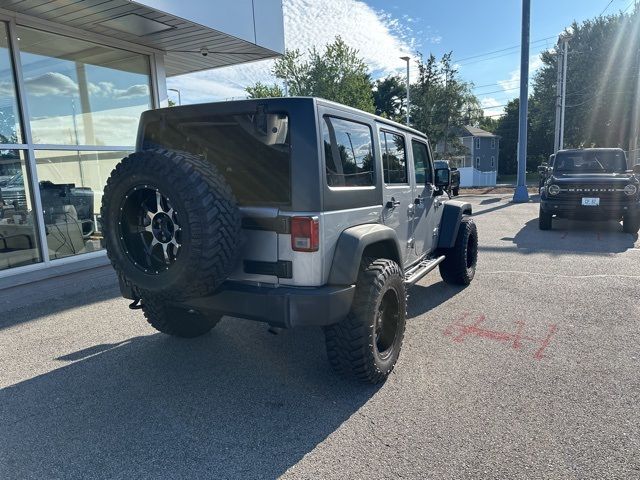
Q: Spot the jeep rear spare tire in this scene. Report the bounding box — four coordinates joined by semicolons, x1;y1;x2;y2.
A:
101;149;241;300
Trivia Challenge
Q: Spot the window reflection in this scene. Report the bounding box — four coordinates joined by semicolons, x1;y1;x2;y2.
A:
35;150;129;260
17;26;151;146
0;150;41;270
0;23;23;144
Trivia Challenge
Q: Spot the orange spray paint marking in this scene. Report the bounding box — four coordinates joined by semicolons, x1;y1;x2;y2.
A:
444;313;558;360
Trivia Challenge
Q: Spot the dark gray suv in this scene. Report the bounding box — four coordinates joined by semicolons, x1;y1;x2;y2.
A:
102;97;478;384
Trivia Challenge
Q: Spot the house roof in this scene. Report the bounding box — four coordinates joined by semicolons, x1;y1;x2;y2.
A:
460;126;498;138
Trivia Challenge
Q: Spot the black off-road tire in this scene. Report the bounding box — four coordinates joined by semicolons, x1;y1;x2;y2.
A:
324;257;407;384
623;214;640;234
101;149;241;300
142;295;222;338
452;187;459;196
438;217;478;285
539;208;553;230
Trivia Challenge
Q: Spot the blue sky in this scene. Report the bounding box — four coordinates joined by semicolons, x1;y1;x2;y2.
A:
167;0;636;117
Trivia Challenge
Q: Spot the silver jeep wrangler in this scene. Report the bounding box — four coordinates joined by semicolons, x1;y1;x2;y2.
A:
102;97;478;384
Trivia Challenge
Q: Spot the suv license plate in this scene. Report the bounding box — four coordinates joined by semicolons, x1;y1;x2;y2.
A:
581;197;600;206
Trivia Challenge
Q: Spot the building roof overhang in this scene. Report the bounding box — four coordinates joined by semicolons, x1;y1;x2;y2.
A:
0;0;284;77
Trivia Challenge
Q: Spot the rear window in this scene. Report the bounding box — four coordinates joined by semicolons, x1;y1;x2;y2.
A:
322;116;375;187
142;112;290;206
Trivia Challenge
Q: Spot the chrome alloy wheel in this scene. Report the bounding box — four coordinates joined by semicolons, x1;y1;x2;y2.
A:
119;186;182;273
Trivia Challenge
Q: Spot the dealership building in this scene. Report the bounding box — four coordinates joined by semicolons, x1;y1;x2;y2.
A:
0;0;284;288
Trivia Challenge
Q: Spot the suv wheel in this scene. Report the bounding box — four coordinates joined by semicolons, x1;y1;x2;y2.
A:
539;208;552;230
324;257;407;384
438;217;478;285
623;214;640;234
101;149;242;301
142;295;222;338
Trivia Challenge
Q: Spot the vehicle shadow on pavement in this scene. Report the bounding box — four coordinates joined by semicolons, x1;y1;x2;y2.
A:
471;195;540;217
0;319;380;479
407;280;466;318
490;218;636;255
0;281;120;331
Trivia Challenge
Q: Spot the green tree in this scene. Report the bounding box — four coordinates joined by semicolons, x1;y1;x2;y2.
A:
494;99;520;175
524;7;640;164
411;52;479;157
245;82;284;99
373;75;406;121
270;36;375;112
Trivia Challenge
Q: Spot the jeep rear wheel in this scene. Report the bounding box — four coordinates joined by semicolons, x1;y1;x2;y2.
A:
142;296;222;338
439;217;478;285
101;149;242;300
324;257;407;384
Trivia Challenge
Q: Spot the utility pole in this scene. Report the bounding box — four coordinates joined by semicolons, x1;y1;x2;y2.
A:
553;37;571;154
400;56;411;126
629;47;640;165
553;43;563;153
513;0;531;203
559;39;569;150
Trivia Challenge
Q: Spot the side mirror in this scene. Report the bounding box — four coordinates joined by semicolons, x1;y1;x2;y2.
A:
434;167;450;188
633;164;640;174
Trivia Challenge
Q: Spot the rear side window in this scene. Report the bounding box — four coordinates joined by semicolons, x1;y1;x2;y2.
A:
322;117;375;187
380;131;408;184
411;140;433;184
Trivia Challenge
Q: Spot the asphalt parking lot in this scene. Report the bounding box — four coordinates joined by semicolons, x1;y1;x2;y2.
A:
1;194;639;479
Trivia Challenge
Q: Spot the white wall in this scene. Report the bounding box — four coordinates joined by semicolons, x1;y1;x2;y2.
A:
458;167;497;187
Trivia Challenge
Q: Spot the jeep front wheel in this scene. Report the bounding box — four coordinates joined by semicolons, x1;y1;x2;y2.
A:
324;257;407;384
438;217;478;285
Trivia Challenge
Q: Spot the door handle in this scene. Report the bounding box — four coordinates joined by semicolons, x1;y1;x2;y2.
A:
386;198;401;208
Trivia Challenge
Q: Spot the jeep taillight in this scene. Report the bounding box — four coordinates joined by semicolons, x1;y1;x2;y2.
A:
291;216;319;252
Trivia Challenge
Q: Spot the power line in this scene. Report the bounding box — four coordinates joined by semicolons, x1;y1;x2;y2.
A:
600;0;615;16
454;35;557;63
458;47;550;66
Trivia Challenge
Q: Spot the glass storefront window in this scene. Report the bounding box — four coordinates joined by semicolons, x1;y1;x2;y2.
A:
0;150;41;270
16;26;152;146
0;23;23;144
35;150;130;260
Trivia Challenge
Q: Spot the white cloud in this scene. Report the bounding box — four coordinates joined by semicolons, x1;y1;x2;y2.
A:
168;0;436;104
480;97;504;117
0;73;149;100
497;54;544;92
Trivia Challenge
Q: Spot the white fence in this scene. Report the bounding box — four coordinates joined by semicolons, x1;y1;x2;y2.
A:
458;167;497;187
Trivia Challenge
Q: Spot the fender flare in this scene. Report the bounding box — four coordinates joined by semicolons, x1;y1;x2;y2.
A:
437;200;473;249
328;224;402;285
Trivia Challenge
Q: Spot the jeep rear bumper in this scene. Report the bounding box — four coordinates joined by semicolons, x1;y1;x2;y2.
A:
175;282;355;329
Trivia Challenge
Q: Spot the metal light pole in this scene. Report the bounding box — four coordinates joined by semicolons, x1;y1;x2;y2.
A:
400;56;410;126
513;0;531;203
168;88;181;106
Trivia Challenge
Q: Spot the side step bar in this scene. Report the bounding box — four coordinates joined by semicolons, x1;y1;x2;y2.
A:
404;256;445;285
